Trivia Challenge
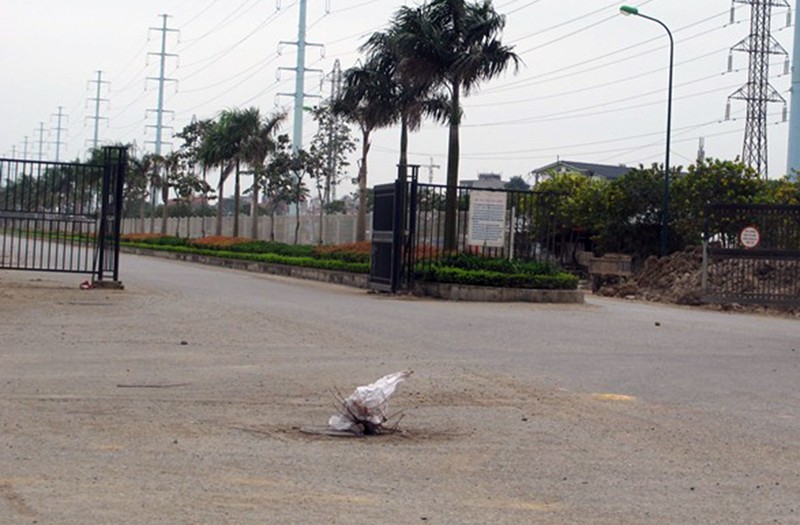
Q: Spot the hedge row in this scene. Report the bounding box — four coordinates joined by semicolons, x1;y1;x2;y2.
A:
123;242;370;274
420;266;578;290
121;236;576;290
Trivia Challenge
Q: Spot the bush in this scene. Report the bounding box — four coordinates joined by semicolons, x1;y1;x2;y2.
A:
422;266;578;290
434;254;560;276
121;234;189;247
312;241;371;263
186;237;316;257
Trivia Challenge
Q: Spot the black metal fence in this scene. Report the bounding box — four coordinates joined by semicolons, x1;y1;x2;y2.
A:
367;166;566;291
0;146;127;283
703;203;800;306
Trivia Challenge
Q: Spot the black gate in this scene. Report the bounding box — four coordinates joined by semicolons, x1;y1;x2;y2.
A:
0;146;127;286
703;203;800;306
369;178;406;292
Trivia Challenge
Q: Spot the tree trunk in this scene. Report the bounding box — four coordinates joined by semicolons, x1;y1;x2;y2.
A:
444;81;461;252
160;185;169;235
270;209;276;242
233;160;240;238
356;128;371;243
318;183;324;245
215;165;225;237
250;180;259;240
139;195;146;233
149;181;157;234
294;200;301;245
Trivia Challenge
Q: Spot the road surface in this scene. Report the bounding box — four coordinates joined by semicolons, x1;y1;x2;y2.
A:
1;253;799;524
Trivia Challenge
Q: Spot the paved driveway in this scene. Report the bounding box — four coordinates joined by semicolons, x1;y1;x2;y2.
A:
1;253;799;524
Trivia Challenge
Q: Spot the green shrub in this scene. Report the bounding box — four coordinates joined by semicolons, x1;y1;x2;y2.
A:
127;235;190;247
432;254;560;276
421;266;578;290
123;242;369;274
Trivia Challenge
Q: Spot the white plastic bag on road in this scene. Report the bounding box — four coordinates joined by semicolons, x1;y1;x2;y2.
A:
329;370;413;434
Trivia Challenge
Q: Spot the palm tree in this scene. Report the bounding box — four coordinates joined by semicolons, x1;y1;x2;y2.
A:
334;62;397;242
198;119;232;236
240;110;286;239
360;30;450;173
390;0;519;249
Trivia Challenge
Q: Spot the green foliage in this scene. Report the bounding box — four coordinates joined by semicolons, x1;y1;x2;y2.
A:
421;266;578;290
419;254;577;290
127;236;190;247
196;239;316;258
671;158;760;246
123;242;370;274
435;254;559;276
504;175;531;191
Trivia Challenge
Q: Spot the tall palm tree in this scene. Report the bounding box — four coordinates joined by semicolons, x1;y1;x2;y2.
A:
240;110;286;239
390;0;519;249
198;119;234;237
217;109;259;237
360;30;450;173
334;62;397;242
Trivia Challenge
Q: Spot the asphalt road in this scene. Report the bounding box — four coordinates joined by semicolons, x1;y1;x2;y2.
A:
2;253;799;524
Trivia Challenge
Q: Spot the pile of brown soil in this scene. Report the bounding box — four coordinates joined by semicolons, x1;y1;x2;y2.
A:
596;246;800;317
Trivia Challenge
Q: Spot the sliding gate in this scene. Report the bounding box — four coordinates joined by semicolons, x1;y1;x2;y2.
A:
0;146;127;285
703;203;800;306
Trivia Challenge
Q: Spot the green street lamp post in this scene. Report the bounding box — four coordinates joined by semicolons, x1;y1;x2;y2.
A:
620;5;673;257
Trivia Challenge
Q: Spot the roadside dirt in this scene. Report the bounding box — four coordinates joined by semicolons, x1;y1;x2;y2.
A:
594;246;800;317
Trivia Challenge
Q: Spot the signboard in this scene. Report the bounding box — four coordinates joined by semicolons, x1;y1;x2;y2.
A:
739;226;760;249
468;191;507;247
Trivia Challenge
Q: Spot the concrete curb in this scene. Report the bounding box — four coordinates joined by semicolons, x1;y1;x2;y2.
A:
413;281;585;303
123;247;583;303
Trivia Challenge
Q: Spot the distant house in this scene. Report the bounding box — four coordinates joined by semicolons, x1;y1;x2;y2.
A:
531;160;632;183
461;173;506;189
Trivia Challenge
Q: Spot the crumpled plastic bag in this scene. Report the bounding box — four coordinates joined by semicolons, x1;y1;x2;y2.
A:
329;370;413;434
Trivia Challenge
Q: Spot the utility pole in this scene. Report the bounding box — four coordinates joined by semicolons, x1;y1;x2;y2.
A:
146;14;178;233
787;2;800;179
36;122;47;161
426;157;441;184
727;0;790;178
22;136;29;160
146;14;178;156
278;0;324;154
50;106;67;162
86;70;109;151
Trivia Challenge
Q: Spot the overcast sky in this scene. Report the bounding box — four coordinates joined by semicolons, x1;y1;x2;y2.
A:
1;0;797;195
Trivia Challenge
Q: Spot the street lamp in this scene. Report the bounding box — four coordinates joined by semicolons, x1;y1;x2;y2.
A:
620;5;673;257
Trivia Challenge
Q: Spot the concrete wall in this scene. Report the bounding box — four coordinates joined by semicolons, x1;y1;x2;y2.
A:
121;213;372;245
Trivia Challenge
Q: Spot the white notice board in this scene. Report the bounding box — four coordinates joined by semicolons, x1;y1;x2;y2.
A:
467;191;507;248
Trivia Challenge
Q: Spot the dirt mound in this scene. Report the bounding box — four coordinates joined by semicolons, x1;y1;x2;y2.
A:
596;246;800;317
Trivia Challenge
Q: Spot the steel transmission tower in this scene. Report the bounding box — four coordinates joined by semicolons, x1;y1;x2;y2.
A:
146;14;178;156
86;70;109;151
50;106;67;162
278;0;325;154
787;1;800;179
325;59;342;203
727;0;790;177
